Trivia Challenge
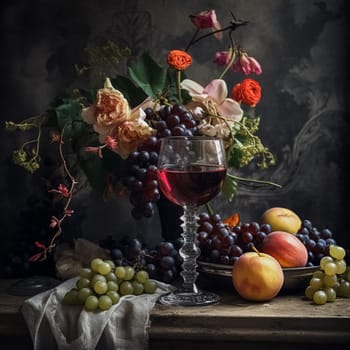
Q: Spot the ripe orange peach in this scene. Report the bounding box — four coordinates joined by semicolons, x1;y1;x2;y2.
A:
260;207;302;234
261;231;308;268
232;250;284;301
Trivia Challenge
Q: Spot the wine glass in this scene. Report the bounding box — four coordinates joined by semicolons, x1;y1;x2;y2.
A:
157;136;227;306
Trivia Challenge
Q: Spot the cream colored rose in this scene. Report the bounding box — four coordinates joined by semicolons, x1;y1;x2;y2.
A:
115;119;155;159
95;88;130;127
81;78;155;147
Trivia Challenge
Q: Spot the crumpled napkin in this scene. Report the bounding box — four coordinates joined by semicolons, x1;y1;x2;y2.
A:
21;277;173;350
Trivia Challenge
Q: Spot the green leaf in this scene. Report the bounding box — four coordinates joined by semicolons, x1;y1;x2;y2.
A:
128;52;168;99
227;145;243;169
221;175;238;202
55;100;81;138
111;75;148;108
78;152;107;194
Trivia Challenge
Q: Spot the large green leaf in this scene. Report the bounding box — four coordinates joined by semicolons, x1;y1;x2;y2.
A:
55;99;81;138
128;52;169;99
221;175;238;202
78;152;107;194
111;75;148;108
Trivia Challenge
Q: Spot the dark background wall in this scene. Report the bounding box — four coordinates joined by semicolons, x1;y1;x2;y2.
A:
0;0;349;274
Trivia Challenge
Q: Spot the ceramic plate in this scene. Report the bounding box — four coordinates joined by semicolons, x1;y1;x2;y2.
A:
197;260;320;291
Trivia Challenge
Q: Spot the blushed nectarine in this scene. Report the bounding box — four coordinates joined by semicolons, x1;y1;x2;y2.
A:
261;231;308;268
260;207;302;234
232;250;284;301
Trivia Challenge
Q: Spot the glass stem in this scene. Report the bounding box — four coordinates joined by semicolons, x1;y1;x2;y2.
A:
179;205;200;293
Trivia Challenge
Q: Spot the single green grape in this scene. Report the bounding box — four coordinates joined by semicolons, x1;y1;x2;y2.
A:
119;281;134;296
124;266;135;281
312;270;324;279
323;274;337;287
313;290;328;305
329;245;346;260
135;270;149;284
76;277;90;289
106;291;120;305
91;274;106;287
104;259;116;269
98;262;112;275
132;281;144;295
337;279;350;297
78;287;94;304
80;267;93;279
305;285;315;300
91;258;104;272
143;279;157;294
98;295;113;310
85;295;99;311
320;256;334;270
63;289;80;305
94;280;108;295
115;266;126;279
323;262;337;276
309;277;323;290
106;272;118;282
335;259;347;275
324;287;337;302
107;281;119;292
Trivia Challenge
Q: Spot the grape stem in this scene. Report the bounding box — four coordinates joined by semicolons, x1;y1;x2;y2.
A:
227;173;282;188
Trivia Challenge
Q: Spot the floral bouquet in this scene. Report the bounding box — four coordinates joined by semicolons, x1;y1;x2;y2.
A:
5;9;279;261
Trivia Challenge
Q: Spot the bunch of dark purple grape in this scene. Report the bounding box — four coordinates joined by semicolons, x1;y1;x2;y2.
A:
196;212;272;265
296;219;337;266
99;236;183;284
196;212;339;268
122;104;199;219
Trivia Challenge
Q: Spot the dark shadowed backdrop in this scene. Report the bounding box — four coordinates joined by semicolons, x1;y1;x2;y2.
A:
0;0;349;276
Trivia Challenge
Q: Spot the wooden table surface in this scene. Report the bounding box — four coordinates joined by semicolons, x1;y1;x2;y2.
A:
0;278;349;350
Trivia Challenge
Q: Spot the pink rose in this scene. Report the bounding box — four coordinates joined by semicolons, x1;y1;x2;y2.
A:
190;9;222;39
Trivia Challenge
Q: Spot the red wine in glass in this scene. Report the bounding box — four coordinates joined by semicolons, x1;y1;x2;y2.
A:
157;136;227;306
157;165;226;207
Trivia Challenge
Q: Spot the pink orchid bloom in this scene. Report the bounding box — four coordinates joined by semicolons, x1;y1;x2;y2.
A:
247;56;263;75
232;53;262;75
181;79;243;123
190;9;222;40
214;51;232;66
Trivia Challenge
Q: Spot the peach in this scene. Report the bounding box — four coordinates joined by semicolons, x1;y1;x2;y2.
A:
232;250;284;301
261;231;308;268
260;207;302;234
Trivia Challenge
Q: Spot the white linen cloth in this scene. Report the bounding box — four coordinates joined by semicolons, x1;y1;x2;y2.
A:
21;277;172;350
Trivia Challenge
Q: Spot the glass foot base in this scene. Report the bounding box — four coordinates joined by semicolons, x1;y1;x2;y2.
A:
158;289;220;306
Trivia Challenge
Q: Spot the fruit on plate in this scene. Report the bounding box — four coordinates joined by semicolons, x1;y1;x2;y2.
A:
232;249;284;301
261;231;308;268
260;207;302;234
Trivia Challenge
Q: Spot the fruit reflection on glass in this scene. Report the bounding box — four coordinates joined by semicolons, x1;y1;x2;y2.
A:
157;136;227;306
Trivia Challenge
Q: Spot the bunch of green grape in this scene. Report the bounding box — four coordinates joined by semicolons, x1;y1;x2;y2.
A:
305;245;350;305
63;258;158;311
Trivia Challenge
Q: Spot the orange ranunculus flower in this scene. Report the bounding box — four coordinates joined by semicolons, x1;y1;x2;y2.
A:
232;78;262;107
167;50;192;70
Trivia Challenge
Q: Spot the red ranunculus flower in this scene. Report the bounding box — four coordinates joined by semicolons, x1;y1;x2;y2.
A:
232;78;262;107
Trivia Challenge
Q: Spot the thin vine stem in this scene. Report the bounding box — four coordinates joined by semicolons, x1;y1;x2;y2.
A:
227;173;282;188
177;70;182;105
